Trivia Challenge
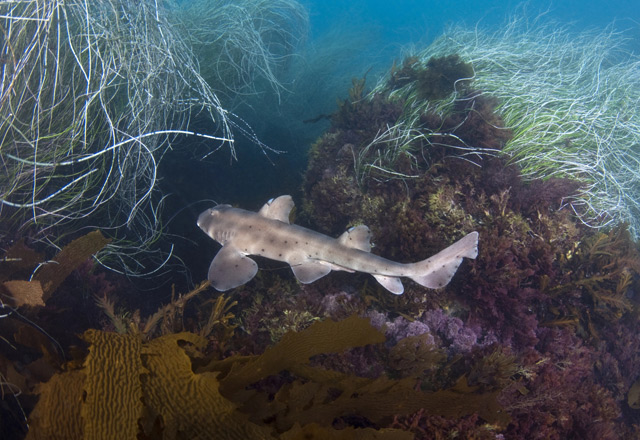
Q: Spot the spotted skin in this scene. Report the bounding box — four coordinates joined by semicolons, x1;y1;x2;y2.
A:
198;196;478;294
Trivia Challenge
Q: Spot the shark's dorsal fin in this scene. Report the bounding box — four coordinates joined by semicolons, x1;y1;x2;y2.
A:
338;225;372;252
258;195;294;224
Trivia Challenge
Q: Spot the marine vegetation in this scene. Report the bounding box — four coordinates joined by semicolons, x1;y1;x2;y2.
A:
16;314;507;439
177;0;308;104
0;0;307;277
385;18;640;238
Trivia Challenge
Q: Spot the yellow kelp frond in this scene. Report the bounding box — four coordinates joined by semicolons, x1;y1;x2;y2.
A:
27;371;85;440
2;280;45;307
27;330;272;440
141;332;272;439
217;314;386;396
81;330;143;440
1;230;109;307
27;330;145;440
35;231;111;301
211;315;508;431
26;316;507;438
239;363;509;432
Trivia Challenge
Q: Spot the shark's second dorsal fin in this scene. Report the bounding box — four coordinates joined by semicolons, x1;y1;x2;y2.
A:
258;195;294;224
338;225;372;252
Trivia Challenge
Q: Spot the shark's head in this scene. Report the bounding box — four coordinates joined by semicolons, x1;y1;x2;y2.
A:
197;204;232;240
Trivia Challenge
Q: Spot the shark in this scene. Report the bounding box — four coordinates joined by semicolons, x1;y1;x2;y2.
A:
197;195;478;294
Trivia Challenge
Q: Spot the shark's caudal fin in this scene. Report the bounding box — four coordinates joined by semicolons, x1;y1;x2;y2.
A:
410;232;478;289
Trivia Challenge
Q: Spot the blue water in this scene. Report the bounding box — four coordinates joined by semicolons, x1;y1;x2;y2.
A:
304;0;640;44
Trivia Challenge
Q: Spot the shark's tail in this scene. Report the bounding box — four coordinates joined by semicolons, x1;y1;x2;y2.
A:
410;231;478;289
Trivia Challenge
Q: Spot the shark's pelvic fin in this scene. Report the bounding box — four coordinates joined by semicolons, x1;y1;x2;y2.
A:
258;195;294;223
410;231;479;289
373;274;404;295
291;260;332;283
208;245;258;291
338;225;372;252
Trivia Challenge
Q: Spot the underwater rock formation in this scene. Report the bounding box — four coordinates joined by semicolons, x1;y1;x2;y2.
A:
299;53;640;438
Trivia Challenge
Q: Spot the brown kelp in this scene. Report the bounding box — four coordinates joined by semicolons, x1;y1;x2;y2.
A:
24;316;506;439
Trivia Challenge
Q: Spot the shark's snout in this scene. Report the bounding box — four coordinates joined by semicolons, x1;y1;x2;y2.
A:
197;208;215;229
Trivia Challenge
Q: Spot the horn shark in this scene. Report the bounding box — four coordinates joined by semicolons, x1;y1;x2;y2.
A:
197;195;478;294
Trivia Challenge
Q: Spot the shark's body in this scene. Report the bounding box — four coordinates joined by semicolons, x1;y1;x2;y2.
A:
197;195;478;294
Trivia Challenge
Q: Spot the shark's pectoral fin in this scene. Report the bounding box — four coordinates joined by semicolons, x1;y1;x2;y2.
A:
291;260;331;284
208;246;258;291
373;275;404;295
258;195;294;223
338;225;372;252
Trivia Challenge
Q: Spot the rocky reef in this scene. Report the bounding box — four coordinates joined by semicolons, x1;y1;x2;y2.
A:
2;54;640;439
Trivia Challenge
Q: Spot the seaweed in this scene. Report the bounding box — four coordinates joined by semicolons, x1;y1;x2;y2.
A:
331;75;403;132
417;55;474;100
81;330;144;440
628;377;640;409
388;54;474;100
95;280;240;358
214;315;387;397
0;230;110;306
388;333;447;378
0;231;112;437
280;423;412;439
33;230;111;301
544;224;640;331
27;330;273;440
26;316;507;439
